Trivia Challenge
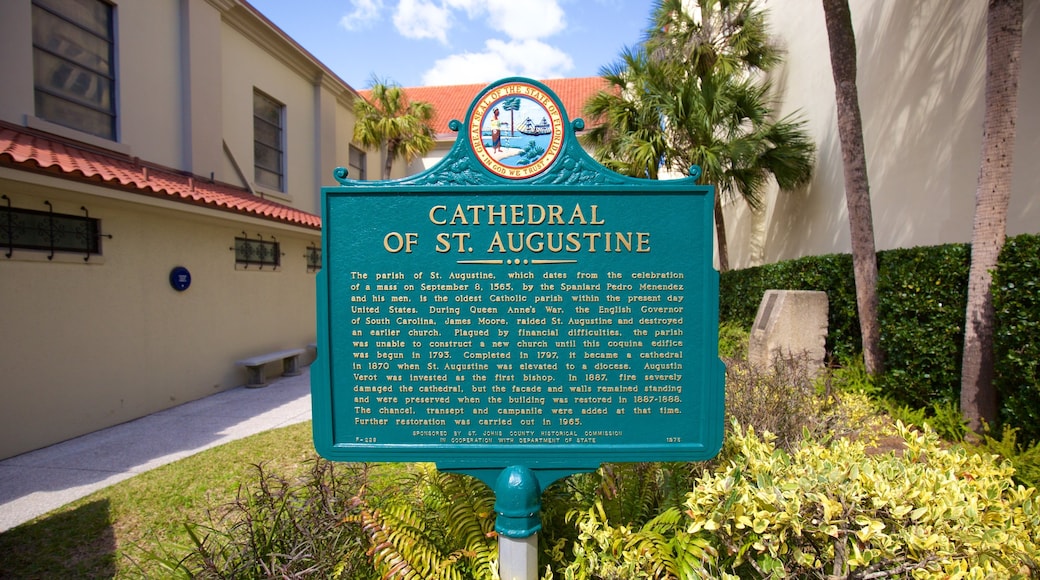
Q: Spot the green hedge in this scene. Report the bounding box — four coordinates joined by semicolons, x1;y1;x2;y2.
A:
876;244;970;408
719;233;1039;442
994;235;1040;444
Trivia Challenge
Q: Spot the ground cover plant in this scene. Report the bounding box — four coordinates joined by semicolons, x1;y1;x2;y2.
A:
559;422;1040;579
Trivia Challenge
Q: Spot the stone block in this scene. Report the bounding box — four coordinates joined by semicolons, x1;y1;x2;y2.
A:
748;290;828;372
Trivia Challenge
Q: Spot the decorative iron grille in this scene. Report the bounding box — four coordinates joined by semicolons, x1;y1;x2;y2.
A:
305;244;321;272
2;198;104;260
233;234;280;269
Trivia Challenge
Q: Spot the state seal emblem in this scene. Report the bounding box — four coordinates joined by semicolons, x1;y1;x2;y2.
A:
469;81;565;179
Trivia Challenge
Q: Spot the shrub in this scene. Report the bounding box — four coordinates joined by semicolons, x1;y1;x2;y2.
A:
349;464;497;579
994;234;1040;444
156;460;499;580
723;356;824;451
965;425;1040;491
558;422;1040;579
876;244;970;408
717;321;749;359
148;460;375;579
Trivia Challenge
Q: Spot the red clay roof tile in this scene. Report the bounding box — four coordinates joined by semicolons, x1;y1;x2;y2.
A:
361;77;610;139
0;123;321;230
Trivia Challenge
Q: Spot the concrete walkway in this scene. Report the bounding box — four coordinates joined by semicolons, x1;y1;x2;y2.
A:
0;368;312;532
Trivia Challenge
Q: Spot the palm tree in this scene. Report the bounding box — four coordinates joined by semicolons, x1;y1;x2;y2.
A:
584;0;815;272
353;77;436;180
961;0;1023;433
820;0;882;376
583;47;671;180
646;0;780;78
501;97;521;137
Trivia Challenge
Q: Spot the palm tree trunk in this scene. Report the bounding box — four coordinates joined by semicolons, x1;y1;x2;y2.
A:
748;202;767;267
714;195;730;273
821;0;882;376
383;142;395;180
961;0;1022;433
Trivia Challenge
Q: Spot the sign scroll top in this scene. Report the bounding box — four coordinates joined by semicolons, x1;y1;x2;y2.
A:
312;77;724;487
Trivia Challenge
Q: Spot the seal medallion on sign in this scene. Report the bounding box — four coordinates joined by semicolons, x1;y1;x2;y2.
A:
469;81;565;179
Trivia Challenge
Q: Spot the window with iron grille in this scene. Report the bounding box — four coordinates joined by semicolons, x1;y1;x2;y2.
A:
305;244;321;272
348;144;366;181
32;0;116;141
1;203;102;259
234;236;280;269
253;90;285;191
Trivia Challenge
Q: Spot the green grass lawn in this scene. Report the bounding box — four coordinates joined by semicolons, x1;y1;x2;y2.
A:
0;421;319;578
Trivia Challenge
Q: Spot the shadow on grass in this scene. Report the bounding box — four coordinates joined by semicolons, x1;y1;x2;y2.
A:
0;499;116;579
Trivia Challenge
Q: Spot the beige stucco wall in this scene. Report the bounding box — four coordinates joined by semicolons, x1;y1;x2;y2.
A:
0;2;34;125
115;0;185;169
0;0;197;168
0;172;319;459
723;0;1039;269
0;0;379;459
220;21;321;213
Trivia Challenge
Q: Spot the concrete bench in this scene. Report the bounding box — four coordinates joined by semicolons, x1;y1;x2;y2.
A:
236;347;306;387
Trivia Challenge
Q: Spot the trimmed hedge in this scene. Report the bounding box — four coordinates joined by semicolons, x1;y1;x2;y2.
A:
994;234;1040;444
719;233;1039;443
876;244;970;408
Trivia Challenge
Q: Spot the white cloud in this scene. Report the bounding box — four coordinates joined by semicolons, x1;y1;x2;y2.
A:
339;0;384;31
443;0;484;19
387;0;565;45
421;52;505;86
385;0;572;85
393;0;453;44
485;0;565;41
421;38;574;85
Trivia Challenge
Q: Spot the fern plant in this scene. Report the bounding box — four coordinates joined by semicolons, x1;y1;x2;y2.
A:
348;464;498;579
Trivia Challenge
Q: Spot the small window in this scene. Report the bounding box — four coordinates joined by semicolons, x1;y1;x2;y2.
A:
234;235;280;269
253;90;285;191
32;0;117;141
348;145;366;181
1;203;103;259
305;244;321;273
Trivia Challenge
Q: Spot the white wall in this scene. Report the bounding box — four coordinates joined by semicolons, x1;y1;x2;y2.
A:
723;0;1039;269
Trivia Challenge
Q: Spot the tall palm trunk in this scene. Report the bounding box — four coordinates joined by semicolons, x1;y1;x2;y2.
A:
821;0;882;375
714;197;730;272
383;141;397;180
961;0;1023;433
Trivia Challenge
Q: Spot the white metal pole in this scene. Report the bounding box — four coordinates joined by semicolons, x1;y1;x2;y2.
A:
499;533;538;580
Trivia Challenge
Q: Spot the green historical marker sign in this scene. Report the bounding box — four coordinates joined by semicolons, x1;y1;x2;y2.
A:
312;78;723;488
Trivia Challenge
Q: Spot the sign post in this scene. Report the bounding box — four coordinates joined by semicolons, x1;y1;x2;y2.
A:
312;78;724;577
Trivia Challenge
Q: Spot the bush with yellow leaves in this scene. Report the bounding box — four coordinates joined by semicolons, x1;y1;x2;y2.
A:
558;422;1039;579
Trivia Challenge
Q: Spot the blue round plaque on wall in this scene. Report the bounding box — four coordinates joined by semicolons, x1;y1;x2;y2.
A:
169;266;191;291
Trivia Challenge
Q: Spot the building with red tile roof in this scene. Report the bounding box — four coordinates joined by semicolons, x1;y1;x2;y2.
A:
0;123;322;230
0;0;369;459
360;77;610;172
373;77;609;139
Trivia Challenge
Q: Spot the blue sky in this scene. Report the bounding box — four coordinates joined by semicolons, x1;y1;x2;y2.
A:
246;0;653;89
